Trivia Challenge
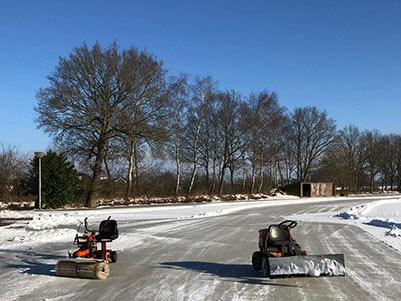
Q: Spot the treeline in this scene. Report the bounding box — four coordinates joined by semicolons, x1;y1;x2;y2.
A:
2;42;400;207
315;128;401;193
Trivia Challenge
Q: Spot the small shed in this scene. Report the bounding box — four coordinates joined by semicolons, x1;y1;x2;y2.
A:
300;182;333;197
281;182;334;197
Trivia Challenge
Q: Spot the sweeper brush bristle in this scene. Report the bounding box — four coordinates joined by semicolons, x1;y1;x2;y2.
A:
56;259;110;280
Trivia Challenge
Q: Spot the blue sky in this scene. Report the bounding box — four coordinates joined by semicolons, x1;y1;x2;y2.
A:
1;0;400;153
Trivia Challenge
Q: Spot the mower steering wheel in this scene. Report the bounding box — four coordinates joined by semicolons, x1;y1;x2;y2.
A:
278;220;297;230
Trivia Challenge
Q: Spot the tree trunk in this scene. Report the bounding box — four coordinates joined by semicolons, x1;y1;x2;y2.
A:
250;162;256;194
104;157;111;179
188;163;198;195
175;135;181;195
211;155;217;193
218;166;226;195
134;140;139;194
229;163;235;193
257;165;264;193
175;99;182;195
86;140;106;208
188;119;203;194
370;176;375;193
210;128;218;194
126;136;135;200
242;153;246;191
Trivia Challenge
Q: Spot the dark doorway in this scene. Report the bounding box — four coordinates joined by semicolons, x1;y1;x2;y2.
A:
302;183;311;197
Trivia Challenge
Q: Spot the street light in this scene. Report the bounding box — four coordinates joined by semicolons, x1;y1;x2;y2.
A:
34;152;46;209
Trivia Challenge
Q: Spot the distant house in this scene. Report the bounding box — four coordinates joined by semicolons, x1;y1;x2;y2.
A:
114;177;127;185
282;182;334;197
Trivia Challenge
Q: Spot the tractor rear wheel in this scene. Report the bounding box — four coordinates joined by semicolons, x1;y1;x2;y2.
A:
110;251;118;263
252;251;262;271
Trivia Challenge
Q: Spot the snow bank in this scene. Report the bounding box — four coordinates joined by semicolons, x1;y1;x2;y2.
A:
386;225;401;238
0;227;77;250
0;210;25;219
287;197;401;253
27;213;77;230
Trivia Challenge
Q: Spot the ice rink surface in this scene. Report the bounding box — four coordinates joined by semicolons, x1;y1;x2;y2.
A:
1;194;401;300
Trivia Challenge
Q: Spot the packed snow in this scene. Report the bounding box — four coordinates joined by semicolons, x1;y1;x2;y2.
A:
2;195;401;253
286;197;401;253
1;194;401;300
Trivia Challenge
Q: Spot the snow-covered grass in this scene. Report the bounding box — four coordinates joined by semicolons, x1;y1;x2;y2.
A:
286;197;401;253
1;197;299;251
2;193;400;252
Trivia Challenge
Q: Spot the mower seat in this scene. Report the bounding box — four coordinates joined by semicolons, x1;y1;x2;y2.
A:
96;219;119;241
267;225;291;247
266;225;299;256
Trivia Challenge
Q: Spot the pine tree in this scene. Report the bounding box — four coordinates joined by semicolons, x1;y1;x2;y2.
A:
27;151;78;208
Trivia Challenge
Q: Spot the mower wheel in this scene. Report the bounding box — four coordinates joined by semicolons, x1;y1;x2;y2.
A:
261;256;270;277
252;251;262;271
110;251;118;263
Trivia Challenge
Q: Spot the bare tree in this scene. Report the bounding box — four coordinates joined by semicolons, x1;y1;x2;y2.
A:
117;61;168;200
378;134;398;191
167;73;189;195
362;130;382;192
337;125;365;192
0;145;27;202
185;76;216;194
208;98;223;193
214;90;246;194
287;106;336;182
394;135;401;192
35;42;166;207
243;91;286;193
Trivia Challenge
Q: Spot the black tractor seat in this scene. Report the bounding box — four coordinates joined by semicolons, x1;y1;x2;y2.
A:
95;219;118;241
266;225;298;256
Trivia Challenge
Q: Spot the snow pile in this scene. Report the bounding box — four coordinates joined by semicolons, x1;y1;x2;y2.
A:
27;212;83;230
336;204;367;220
287;196;401;253
270;257;345;277
335;199;401;230
0;210;25;219
6;228;77;246
0;226;77;250
386;225;401;238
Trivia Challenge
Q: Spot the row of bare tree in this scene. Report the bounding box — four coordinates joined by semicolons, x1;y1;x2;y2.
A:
316;127;401;193
0;145;27;203
29;42;399;207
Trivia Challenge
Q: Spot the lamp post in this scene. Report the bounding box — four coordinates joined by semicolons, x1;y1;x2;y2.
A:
34;152;46;209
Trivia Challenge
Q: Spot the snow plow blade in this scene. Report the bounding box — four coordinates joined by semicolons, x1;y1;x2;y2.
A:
268;254;345;278
56;259;110;280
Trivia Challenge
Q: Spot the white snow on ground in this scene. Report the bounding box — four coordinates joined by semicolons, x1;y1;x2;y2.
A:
1;199;295;250
1;194;401;300
0;209;24;218
286;197;401;253
1;194;399;251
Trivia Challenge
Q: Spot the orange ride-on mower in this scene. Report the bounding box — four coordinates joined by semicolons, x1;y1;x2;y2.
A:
251;220;345;278
56;216;119;280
